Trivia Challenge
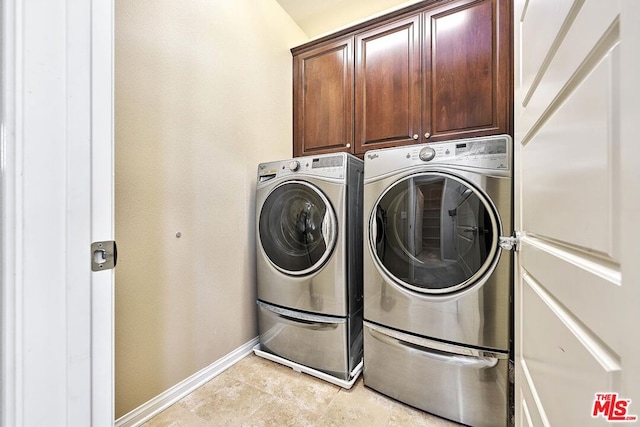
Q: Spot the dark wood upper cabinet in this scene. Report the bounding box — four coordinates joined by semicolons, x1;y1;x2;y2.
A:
292;0;512;157
293;37;354;157
355;15;421;153
424;0;510;141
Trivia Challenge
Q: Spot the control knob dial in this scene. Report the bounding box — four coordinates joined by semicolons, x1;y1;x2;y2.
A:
289;160;300;171
418;146;436;162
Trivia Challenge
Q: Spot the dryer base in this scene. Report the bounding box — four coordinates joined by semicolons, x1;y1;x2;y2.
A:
363;322;508;427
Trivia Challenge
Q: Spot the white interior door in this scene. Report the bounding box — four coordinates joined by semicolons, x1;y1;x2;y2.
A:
514;0;640;425
1;0;114;425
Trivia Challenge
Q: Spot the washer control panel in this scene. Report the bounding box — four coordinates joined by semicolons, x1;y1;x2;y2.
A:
258;153;346;183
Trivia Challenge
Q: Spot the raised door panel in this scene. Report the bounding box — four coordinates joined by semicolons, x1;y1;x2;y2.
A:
424;0;510;141
293;38;353;157
355;15;421;154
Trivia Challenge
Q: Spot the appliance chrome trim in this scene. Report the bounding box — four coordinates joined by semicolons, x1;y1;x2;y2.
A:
259;179;338;277
368;171;502;295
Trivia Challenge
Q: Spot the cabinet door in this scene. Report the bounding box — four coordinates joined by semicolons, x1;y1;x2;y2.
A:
354;15;421;154
293;38;354;157
424;0;511;141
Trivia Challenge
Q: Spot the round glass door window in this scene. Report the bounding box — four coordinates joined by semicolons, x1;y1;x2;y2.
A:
371;173;500;294
259;181;337;275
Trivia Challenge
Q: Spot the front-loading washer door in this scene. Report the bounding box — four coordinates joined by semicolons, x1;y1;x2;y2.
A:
370;172;500;294
259;180;337;276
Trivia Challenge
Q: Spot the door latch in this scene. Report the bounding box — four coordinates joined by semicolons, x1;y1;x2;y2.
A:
499;232;521;252
91;240;118;271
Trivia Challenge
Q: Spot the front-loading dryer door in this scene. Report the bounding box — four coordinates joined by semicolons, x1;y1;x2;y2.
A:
370;172;500;295
259;180;337;276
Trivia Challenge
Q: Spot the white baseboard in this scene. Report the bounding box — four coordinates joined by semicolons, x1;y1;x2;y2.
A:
115;337;259;427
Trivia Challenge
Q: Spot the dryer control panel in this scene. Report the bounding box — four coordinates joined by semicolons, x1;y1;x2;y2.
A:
412;138;508;167
364;135;512;180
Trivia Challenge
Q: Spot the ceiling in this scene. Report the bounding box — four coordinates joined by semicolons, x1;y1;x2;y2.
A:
276;0;424;38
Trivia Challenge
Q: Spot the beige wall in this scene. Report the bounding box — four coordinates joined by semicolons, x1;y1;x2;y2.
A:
114;0;307;417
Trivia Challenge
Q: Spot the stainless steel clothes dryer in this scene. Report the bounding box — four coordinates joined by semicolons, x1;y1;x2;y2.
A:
363;135;514;427
256;153;363;381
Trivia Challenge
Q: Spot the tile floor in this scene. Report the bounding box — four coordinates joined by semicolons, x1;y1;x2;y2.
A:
142;353;461;427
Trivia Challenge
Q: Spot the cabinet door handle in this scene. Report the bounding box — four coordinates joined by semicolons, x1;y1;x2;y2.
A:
412;134;419;140
424;132;431;139
345;143;351;148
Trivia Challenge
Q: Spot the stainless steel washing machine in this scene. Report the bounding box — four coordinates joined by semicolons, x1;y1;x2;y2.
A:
256;152;363;381
363;135;514;427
